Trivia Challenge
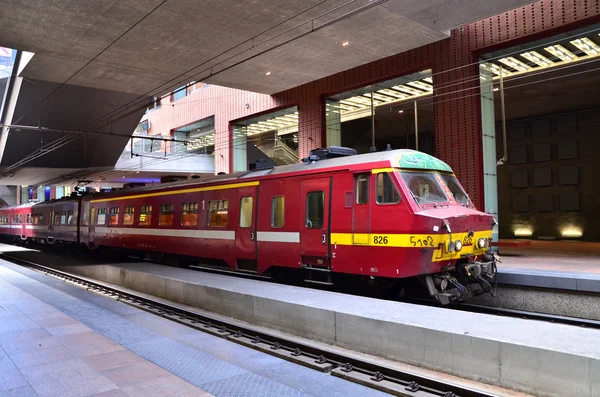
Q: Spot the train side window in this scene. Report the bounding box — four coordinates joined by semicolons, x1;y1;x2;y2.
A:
356;175;369;204
271;196;285;228
139;205;152;226
26;214;31;224
67;210;74;225
376;173;401;204
109;207;119;225
181;202;198;226
305;191;324;229
97;208;106;225
239;197;253;228
39;213;44;224
18;214;23;224
207;200;228;227
123;206;135;225
159;204;174;226
61;211;67;225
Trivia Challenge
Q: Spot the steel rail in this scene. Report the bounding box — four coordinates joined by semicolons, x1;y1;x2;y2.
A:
1;253;497;397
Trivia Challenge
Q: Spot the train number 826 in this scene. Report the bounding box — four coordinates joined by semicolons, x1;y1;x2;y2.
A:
373;235;389;245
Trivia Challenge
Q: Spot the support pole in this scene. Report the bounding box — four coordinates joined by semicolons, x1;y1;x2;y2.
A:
370;92;375;151
500;67;508;163
414;100;419;151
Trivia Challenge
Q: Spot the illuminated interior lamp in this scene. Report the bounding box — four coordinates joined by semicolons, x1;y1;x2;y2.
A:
561;228;583;238
570;37;600;56
481;62;509;77
393;85;423;96
544;45;576;62
521;51;554;67
406;81;434;92
514;228;533;237
423;77;433;83
498;57;532;72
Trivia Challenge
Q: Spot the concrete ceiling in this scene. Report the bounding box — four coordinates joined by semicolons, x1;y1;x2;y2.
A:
0;0;537;96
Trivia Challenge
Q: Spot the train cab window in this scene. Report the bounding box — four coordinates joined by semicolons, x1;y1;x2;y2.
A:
439;174;471;205
239;197;253;228
96;208;106;225
305;191;324;229
67;210;75;225
123;206;135;225
208;200;228;227
271;196;285;228
356;175;369;204
139;205;152;226
400;171;447;205
181;202;198;226
109;207;119;225
376;173;401;204
159;204;174;226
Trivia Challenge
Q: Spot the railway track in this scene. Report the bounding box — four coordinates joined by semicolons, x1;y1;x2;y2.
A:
1;252;498;397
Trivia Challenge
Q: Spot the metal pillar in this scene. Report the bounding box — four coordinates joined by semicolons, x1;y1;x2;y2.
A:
414;100;419;151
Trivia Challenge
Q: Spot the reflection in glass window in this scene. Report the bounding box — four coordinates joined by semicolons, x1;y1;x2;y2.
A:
376;173;401;204
239;197;253;228
109;207;119;225
139;205;152;226
440;174;471;205
271;197;285;228
123;206;135;225
401;171;448;204
208;200;228;227
159;204;174;226
97;208;106;225
356;175;369;204
306;192;324;229
181;202;199;226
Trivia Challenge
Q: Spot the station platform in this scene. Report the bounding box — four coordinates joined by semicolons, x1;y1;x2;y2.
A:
0;259;396;397
497;240;600;292
2;247;596;397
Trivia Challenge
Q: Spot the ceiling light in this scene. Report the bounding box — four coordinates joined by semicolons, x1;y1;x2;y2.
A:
521;51;554;67
265;72;271;76
342;41;349;46
514;228;532;237
570;37;600;56
398;110;404;113
122;176;125;179
423;77;433;83
392;85;424;96
378;88;408;99
498;57;532;72
481;62;509;77
545;45;576;62
407;81;433;92
493;87;499;91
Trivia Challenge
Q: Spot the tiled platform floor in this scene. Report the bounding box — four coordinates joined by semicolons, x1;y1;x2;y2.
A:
0;259;391;397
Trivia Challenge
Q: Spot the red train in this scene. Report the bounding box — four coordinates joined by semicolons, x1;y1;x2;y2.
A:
0;148;497;304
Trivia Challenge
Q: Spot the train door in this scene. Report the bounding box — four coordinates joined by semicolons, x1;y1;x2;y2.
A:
300;177;331;261
235;185;258;271
352;173;371;244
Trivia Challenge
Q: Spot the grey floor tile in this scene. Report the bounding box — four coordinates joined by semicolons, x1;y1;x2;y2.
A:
29;375;117;397
19;358;99;383
100;361;172;387
123;312;202;339
0;316;39;333
122;376;211;397
85;390;130;397
0;369;28;391
128;337;247;386
27;312;78;329
45;323;91;337
80;315;162;347
254;361;392;397
0;349;16;372
202;371;310;397
2;336;63;356
0;329;52;346
0;385;40;397
0;304;23;319
55;332;125;357
9;346;74;369
83;350;145;372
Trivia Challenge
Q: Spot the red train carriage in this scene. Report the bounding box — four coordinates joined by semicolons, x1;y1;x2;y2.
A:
82;148;497;304
0;202;38;241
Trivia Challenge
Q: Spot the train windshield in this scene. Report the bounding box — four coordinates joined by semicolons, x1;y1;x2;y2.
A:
439;173;472;205
400;171;448;205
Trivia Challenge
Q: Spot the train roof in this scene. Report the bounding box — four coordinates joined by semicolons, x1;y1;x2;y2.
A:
0;201;40;211
84;149;453;201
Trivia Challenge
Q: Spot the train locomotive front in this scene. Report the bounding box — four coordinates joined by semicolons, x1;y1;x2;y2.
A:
336;150;498;305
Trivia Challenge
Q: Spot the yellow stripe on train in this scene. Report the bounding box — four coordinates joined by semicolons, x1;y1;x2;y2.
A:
330;230;493;262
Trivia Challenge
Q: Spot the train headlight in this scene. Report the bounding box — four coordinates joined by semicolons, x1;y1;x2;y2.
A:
454;240;463;252
477;237;488;249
